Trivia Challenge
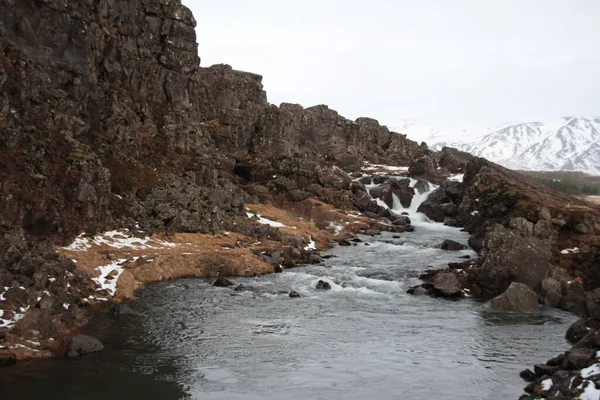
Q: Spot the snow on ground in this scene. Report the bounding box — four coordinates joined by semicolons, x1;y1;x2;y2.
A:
303;238;316;251
561;247;580;255
448;173;464;182
64;230;177;252
0;306;29;328
327;222;343;235
361;163;409;174
246;212;286;228
91;258;132;296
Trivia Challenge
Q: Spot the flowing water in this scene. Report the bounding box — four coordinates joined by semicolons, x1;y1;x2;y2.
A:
0;180;577;400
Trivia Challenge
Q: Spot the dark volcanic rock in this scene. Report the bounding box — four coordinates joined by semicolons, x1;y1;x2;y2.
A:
289;290;301;298
413;179;430;195
561;348;595;369
67;335;104;357
440;239;467;251
316;280;332;290
519;368;537;382
213;277;234;287
566;318;600;344
416;188;452;222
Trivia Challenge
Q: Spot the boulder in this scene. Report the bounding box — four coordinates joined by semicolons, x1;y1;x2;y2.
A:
316;280;332;290
432;273;462;297
586;288;600;321
541;277;562;308
565;318;600;344
558;280;588;317
67;335;104;357
534;363;560;377
519;368;537;382
213;277;234;287
289;290;301;298
443;181;462;202
414;179;430;194
408;285;430;296
440;239;467;251
364;229;381;236
489;282;539;313
358;176;372;185
416;187;452;222
475;224;551;296
561;348;595;369
308;254;322;264
369;185;386;199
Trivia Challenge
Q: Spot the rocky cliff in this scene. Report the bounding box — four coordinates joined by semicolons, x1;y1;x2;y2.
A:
0;0;431;356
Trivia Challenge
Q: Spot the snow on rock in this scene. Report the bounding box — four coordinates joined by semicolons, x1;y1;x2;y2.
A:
448;173;464;182
540;378;553;391
581;363;600;379
246;212;286;228
561;247;580;255
304;238;316;251
64;230;177;252
578;380;600;400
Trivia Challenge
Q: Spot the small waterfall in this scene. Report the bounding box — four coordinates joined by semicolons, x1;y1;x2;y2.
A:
391;178;439;226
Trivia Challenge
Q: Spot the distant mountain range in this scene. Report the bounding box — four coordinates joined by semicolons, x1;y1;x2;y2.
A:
397;117;600;175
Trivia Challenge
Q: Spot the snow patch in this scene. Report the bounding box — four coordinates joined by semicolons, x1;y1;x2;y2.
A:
361;162;409;174
92;258;130;296
64;230;177;252
540;378;553;391
581;363;600;379
304;238;316;251
561;247;580;255
578;380;600;400
448;173;464;182
246;212;286;228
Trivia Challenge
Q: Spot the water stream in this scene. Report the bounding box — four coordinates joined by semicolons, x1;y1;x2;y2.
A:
0;179;576;400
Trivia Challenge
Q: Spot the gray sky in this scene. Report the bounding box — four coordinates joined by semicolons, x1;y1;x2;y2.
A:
184;0;600;127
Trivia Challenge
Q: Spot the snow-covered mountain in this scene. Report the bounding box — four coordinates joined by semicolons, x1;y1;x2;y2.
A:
397;117;600;175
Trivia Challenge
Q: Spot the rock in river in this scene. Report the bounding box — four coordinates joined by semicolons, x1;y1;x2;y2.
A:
440;239;467;251
67;335;104;357
489;282;539;313
316;280;332;290
432;273;462;297
213;277;234;287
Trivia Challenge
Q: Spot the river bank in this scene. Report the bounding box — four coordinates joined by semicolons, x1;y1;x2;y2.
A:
0;223;578;400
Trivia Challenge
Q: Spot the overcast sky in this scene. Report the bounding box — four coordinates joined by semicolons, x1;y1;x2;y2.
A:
184;0;600;128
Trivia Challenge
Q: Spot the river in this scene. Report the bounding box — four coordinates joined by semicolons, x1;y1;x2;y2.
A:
0;181;577;400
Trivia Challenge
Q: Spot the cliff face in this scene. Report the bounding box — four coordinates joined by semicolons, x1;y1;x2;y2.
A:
0;0;431;324
0;0;427;244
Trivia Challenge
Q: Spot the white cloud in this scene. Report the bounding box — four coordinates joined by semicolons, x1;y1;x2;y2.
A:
184;0;600;126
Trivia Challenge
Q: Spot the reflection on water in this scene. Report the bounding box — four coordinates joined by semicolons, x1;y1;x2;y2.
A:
0;227;576;400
